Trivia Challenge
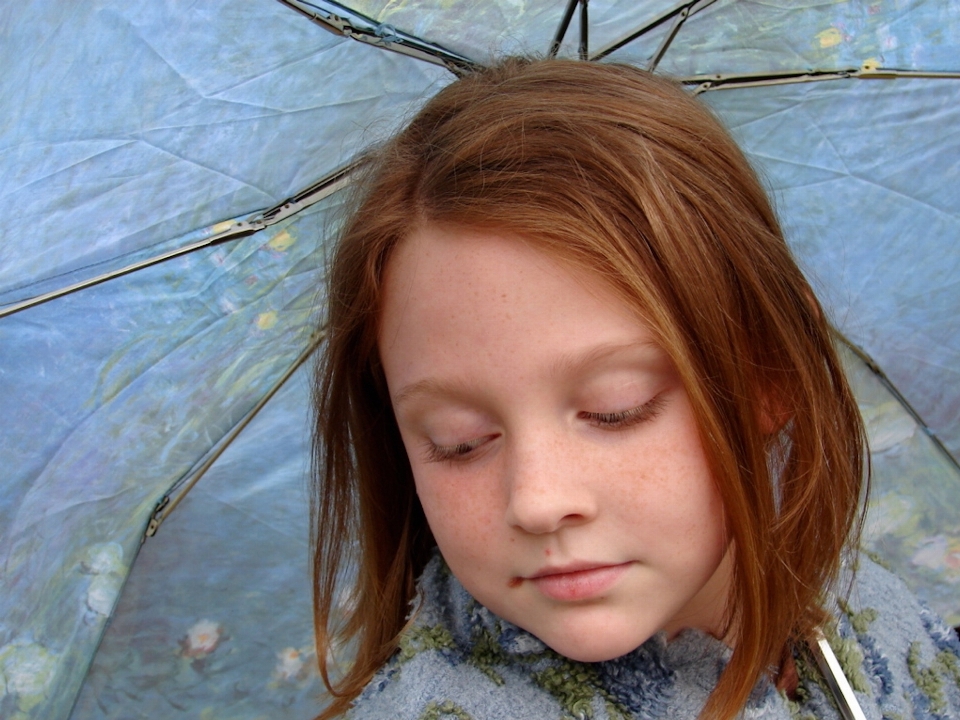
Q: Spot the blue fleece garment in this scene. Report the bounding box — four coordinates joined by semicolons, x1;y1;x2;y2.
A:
347;555;960;720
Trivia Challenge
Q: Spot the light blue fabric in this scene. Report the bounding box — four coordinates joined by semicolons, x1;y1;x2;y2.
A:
349;554;960;720
2;1;959;718
69;365;321;720
702;77;960;461
0;0;450;303
0;2;449;717
608;0;960;75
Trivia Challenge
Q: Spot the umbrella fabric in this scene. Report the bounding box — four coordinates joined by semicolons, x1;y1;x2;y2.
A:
707;75;960;449
69;364;322;720
341;0;682;61
606;1;960;74
1;1;958;719
0;0;449;302
698;75;960;612
0;1;448;716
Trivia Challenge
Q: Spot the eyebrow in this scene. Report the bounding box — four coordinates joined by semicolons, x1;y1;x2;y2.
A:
548;340;665;379
391;341;665;409
392;377;476;409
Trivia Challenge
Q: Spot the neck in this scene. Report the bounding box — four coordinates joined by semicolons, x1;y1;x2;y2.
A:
662;544;736;646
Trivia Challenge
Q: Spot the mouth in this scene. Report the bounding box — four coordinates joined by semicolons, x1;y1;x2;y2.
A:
523;562;631;602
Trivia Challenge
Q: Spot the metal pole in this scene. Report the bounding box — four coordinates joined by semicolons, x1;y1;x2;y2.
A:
579;0;589;61
549;0;579;57
145;329;326;537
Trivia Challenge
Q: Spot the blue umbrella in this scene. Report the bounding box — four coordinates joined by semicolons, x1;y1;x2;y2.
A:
1;1;958;718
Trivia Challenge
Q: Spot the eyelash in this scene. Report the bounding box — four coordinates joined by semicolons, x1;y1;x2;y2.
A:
423;394;667;464
424;436;490;464
581;393;666;429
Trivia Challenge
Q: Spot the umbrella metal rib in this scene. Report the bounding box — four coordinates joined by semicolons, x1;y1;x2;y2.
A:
546;0;591;61
579;0;589;62
549;0;579;58
276;0;479;76
685;67;960;94
0;0;486;322
0;162;358;320
647;1;715;72
836;335;960;477
591;0;717;62
145;328;327;538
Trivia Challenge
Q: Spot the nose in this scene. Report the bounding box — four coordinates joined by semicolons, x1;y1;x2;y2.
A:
503;431;597;534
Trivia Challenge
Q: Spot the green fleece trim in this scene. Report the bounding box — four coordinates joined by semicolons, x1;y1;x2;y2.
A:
908;641;946;714
838;597;879;636
418;700;474;720
532;659;629;720
467;626;507;686
822;623;870;694
937;648;960;691
398;623;458;664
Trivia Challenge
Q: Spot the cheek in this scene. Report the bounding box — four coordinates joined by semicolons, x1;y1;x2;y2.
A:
412;469;502;553
603;415;724;542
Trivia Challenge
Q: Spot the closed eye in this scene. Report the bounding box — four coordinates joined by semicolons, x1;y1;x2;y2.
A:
581;393;666;429
423;435;497;464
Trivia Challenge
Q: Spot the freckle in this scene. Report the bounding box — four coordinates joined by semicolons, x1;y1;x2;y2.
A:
507;577;522;588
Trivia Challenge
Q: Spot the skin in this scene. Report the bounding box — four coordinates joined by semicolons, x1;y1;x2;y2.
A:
379;223;733;663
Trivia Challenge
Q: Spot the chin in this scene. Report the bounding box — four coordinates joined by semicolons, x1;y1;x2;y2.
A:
535;625;653;663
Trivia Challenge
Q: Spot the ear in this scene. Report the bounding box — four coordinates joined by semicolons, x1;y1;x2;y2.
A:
758;387;791;435
756;288;820;436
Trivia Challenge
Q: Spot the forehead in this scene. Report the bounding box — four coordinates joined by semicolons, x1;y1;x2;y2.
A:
381;223;637;320
380;223;625;335
377;223;675;394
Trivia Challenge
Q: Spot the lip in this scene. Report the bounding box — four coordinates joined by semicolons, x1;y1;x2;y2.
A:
525;562;631;602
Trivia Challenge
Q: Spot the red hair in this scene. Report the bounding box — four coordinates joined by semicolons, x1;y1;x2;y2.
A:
312;58;867;720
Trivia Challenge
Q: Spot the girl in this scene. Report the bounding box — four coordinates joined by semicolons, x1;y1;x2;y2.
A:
311;59;960;719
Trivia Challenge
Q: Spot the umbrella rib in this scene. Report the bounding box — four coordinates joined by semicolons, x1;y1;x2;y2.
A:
145;328;326;538
647;0;716;72
275;0;480;77
579;0;589;62
590;0;716;62
0;162;358;320
549;0;579;58
836;334;960;476
685;68;960;94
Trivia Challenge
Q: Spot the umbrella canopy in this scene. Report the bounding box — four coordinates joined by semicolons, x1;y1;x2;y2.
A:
1;1;958;718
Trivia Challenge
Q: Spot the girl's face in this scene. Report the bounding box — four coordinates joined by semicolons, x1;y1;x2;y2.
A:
379;223;733;662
